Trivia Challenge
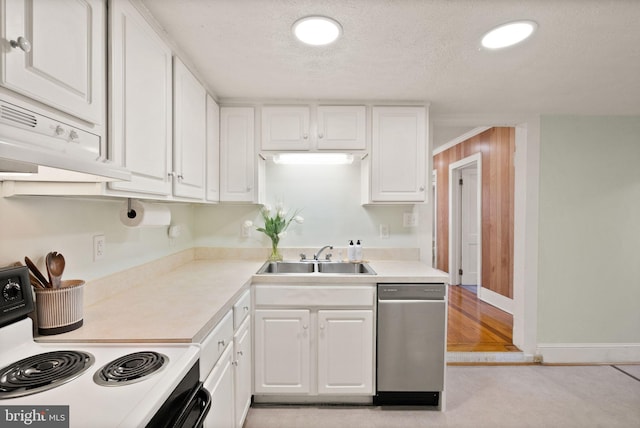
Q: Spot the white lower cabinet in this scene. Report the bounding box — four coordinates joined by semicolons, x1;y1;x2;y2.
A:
254;309;311;394
254;292;374;399
317;310;373;395
233;317;252;427
201;290;252;428
203;344;235;428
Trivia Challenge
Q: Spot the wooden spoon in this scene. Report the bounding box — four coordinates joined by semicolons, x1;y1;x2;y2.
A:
25;256;51;288
47;251;65;288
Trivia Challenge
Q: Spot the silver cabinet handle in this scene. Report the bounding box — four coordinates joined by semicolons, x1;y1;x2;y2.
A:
237;351;243;357
168;171;176;178
10;36;31;53
303;133;309;140
69;130;79;141
243;306;249;312
177;174;184;181
218;339;225;346
419;185;425;191
302;324;308;330
318;133;324;139
232;361;238;366
319;324;325;330
54;125;65;136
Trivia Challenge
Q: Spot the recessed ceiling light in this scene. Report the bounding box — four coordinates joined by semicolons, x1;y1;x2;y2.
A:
292;16;342;46
481;20;537;49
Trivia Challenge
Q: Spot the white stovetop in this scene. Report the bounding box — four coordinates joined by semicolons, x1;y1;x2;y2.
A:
0;318;199;428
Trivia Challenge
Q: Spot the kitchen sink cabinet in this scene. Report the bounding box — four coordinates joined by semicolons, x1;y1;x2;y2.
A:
253;285;375;400
362;106;428;203
261;105;366;151
220;106;263;203
108;0;173;196
254;309;311;394
1;0;105;126
172;57;206;199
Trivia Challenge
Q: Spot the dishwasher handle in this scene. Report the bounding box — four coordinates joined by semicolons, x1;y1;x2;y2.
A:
377;283;446;300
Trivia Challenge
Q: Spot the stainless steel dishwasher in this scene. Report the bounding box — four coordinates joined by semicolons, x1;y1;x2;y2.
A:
375;283;446;406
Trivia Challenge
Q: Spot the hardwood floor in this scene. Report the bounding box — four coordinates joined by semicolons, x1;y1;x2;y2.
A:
447;285;519;352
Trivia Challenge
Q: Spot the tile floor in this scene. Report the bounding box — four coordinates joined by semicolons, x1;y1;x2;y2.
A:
244;365;640;428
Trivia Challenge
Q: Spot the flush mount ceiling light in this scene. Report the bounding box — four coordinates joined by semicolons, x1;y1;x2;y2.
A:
272;153;354;165
292;16;342;46
481;20;537;49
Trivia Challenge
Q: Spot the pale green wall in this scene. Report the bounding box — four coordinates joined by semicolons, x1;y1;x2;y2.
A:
194;161;423;254
538;116;640;343
0;195;195;281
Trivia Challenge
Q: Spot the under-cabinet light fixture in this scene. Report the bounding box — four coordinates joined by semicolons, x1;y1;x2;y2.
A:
272;153;354;165
292;16;342;46
481;20;537;49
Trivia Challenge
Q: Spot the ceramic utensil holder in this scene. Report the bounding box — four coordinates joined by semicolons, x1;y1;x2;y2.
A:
34;279;85;335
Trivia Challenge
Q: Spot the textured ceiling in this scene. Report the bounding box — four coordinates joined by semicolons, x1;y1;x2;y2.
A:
140;0;640;147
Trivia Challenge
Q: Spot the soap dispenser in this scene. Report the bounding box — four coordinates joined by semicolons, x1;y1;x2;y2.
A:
355;240;363;261
348;240;355;262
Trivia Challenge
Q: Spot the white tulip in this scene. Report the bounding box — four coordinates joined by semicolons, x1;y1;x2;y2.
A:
294;215;304;224
243;220;253;228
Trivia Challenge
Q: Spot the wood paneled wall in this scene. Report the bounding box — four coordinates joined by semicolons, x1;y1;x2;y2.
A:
434;127;515;299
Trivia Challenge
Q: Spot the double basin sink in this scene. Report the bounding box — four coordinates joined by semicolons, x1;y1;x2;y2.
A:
257;261;376;275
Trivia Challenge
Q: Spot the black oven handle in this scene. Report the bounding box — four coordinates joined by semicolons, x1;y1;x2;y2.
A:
172;382;212;428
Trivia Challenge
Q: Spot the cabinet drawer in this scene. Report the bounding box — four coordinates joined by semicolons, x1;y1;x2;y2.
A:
200;310;233;378
233;289;251;329
254;285;374;307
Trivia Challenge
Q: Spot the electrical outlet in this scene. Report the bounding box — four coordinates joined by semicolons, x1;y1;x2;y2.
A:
379;224;390;239
403;212;418;227
93;234;105;261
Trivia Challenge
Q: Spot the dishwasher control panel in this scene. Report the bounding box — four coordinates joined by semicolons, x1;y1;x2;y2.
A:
377;283;446;300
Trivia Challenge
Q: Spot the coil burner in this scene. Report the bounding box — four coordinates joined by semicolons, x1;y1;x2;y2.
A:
94;351;168;386
0;350;95;399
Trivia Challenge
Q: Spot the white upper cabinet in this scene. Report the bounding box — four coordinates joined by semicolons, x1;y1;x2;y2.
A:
2;0;105;125
261;105;366;151
365;106;428;203
206;95;220;202
172;58;206;199
261;106;310;150
108;0;173;196
220;107;259;202
316;106;366;150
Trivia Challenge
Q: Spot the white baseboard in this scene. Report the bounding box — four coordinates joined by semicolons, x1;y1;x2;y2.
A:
537;343;640;364
479;286;513;314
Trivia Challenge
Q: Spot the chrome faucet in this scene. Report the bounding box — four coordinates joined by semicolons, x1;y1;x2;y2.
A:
313;245;333;261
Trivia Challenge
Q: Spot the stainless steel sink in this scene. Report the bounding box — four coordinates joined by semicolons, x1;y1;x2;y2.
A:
256;261;376;275
317;262;376;275
256;261;315;274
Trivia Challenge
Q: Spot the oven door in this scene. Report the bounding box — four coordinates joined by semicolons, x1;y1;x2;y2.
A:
147;362;212;428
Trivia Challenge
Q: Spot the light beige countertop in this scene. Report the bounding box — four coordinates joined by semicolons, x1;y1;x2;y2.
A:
36;251;448;345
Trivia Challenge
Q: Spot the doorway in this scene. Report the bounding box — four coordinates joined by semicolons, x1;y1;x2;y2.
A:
448;153;482;296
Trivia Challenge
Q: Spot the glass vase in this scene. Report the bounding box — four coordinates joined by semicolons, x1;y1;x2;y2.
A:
268;240;283;261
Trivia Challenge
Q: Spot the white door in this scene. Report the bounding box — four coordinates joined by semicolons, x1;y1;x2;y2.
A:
220;107;256;202
371;106;427;202
254;309;310;394
317;310;373;395
108;0;173;195
3;0;105;124
460;166;479;287
206;95;220;202
173;58;206;199
203;345;235;428
316;106;366;150
233;317;251;428
261;106;310;150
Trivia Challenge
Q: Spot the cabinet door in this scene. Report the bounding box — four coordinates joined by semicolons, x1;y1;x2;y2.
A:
220;107;256;202
317;310;374;395
206;95;220;202
254;309;310;394
203;344;235;428
261;106;310;150
233;317;251;428
3;0;105;124
317;106;366;150
173;58;206;199
108;0;172;196
370;106;427;202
